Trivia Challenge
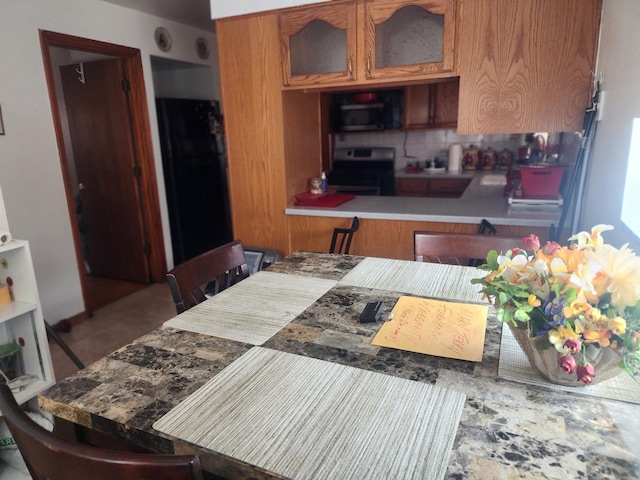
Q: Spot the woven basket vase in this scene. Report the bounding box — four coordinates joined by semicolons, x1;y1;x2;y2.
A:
508;321;624;387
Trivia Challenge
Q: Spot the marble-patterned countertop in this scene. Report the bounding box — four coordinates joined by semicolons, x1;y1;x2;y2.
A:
38;252;639;479
286;171;562;227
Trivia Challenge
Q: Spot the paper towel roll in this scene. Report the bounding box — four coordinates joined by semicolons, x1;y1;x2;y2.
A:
448;144;462;172
0;232;11;245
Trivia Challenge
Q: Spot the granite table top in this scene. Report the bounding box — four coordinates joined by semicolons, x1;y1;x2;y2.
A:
38;252;639;480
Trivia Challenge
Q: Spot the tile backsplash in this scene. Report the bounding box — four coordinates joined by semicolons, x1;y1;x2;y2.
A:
334;130;526;170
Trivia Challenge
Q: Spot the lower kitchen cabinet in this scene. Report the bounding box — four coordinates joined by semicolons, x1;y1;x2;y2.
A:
396;178;429;197
287;215;551;260
396;177;471;197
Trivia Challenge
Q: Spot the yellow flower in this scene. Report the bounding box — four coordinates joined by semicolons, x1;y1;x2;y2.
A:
586;243;640;312
563;300;588;319
527;294;541;307
568;262;600;305
568;224;614;250
497;254;529;285
584;307;601;323
548;327;579;352
608;316;626;335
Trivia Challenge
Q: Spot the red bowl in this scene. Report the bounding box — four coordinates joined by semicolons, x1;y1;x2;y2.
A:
353;92;377;104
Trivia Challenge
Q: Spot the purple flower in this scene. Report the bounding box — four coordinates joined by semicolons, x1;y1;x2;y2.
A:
558;355;576;374
542;295;566;326
563;338;581;355
576;364;596;385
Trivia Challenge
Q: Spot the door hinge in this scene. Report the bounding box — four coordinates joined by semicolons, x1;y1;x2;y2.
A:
132;165;142;178
121;78;130;93
143;244;151;256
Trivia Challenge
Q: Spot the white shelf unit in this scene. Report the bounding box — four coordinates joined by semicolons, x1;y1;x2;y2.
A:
0;240;55;406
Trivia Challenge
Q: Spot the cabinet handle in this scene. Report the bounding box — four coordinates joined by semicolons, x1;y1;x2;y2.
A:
348;54;353;80
366;51;372;79
78;182;86;191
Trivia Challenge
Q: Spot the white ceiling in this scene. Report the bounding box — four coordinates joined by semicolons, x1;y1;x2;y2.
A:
100;0;216;32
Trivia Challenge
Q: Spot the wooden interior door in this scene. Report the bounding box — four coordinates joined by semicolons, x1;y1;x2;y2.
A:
60;59;150;282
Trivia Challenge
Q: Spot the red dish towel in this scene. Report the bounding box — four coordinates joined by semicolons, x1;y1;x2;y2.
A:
294;193;355;207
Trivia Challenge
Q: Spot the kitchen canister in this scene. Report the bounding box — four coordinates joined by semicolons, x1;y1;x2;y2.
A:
448;144;462;172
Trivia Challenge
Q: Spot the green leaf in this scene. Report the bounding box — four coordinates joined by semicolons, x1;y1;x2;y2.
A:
498;292;509;305
514;309;531;321
486;250;499;270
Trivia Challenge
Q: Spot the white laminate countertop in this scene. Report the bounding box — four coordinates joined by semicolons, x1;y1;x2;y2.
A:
285;171;563;227
394;170;476;180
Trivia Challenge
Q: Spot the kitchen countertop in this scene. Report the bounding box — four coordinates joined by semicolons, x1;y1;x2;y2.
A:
395;169;476;179
286;171;562;228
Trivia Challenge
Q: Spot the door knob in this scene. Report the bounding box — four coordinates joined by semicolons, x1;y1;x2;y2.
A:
78;182;85;191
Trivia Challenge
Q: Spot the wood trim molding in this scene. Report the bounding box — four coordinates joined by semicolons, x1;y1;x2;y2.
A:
38;30;167;314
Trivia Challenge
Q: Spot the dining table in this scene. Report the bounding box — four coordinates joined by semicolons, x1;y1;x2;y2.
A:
38;252;639;480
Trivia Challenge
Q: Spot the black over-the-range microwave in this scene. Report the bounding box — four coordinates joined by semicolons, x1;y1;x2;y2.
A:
332;89;403;132
339;103;386;132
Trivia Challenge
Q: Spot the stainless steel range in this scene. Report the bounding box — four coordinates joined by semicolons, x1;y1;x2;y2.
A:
327;147;396;196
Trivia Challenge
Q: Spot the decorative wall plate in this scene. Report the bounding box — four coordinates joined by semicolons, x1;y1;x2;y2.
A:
154;27;172;52
196;37;210;59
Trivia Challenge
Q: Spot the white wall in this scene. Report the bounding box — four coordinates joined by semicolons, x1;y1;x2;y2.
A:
0;184;9;233
581;0;640;250
0;0;220;322
211;0;329;19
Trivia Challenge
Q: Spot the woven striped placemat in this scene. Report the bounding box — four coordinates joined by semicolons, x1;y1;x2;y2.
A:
499;324;640;404
154;347;466;480
163;271;336;345
337;257;486;304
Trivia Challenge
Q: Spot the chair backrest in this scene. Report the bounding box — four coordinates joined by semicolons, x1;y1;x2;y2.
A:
477;219;499;235
0;384;203;480
329;217;360;254
167;240;250;314
414;231;523;265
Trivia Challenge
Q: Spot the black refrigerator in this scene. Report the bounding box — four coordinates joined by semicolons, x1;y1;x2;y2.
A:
156;98;232;266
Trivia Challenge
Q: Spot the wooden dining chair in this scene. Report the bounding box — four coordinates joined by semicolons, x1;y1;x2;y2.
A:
414;231;523;265
477;218;499;235
167;240;250;314
329;217;360;254
0;384;203;480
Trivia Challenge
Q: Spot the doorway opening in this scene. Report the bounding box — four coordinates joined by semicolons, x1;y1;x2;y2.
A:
40;31;167;317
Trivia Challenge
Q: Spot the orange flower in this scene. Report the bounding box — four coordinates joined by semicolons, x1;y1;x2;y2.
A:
582;328;611;347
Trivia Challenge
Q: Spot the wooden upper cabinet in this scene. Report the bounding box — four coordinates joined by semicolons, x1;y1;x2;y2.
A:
365;0;457;81
457;0;602;134
404;77;459;129
279;1;357;87
280;0;457;88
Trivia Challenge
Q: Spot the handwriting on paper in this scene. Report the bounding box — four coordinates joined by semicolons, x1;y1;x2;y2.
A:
371;296;488;362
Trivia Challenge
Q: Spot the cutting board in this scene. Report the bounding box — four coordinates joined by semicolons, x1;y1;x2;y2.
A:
294;193;355;207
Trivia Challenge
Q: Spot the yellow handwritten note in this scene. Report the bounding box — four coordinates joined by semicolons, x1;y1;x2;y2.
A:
371;296;488;362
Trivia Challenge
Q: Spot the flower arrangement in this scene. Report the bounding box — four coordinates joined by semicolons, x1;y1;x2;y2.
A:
472;225;640;385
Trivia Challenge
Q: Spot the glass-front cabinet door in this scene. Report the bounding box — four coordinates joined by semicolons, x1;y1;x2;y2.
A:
280;2;358;87
365;0;457;80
